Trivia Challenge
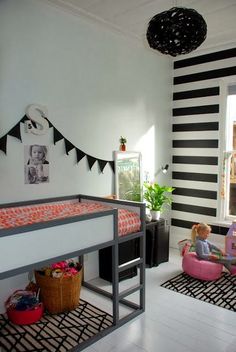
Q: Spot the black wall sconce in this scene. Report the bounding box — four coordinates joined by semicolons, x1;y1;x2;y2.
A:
161;164;169;174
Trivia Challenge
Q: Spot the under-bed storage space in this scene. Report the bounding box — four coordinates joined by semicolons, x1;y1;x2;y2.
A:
99;238;139;282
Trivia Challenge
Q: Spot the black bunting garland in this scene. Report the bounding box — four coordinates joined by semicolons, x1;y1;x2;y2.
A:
53;127;64;145
87;155;97;170
97;159;107;173
0;116;26;154
0;135;7;154
64;139;75;155
20;115;28;123
0;116;114;173
109;160;115;173
8;124;22;141
45;118;53;128
76;148;85;163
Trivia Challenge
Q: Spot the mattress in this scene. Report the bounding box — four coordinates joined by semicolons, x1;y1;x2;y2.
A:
0;201;141;237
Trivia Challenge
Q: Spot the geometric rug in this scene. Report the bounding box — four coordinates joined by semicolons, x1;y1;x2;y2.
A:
161;272;236;312
0;299;113;352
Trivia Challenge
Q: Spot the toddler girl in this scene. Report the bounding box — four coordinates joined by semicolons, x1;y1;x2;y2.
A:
191;223;236;274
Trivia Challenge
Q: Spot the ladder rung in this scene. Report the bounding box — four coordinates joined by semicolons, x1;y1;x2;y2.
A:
119;284;143;300
118;258;142;273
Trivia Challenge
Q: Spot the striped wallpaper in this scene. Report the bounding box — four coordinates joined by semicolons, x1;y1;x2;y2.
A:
171;47;236;242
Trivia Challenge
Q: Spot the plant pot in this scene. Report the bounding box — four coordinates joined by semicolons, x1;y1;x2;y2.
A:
120;144;126;151
150;210;160;221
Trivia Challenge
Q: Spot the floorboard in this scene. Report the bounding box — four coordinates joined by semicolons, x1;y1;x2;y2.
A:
81;248;236;352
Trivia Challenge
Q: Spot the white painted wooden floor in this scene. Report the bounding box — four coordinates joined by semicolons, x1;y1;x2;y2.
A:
81;248;236;352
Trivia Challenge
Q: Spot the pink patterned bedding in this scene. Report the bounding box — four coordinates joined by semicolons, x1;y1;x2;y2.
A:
0;202;141;237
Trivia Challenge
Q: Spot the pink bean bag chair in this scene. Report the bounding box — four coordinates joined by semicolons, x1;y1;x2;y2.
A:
230;265;236;275
182;252;223;281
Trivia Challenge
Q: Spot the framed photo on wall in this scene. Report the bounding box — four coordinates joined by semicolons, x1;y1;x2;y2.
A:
24;145;49;184
114;151;142;201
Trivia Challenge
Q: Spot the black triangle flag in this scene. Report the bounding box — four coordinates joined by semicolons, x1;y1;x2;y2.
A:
0;135;7;154
8;123;22;142
53;127;64;145
97;159;107;173
45;118;54;128
87;155;97;170
109;161;115;173
20;115;28;123
65;139;75;155
76;148;85;163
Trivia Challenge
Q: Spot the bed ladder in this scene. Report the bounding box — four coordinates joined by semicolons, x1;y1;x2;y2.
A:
112;231;145;325
82;230;145;327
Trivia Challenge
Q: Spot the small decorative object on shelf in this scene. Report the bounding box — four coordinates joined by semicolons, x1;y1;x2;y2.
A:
146;213;152;222
119;136;127;151
35;260;83;314
143;182;175;220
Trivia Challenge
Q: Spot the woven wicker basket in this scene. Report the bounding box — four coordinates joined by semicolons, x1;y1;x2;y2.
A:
35;270;82;314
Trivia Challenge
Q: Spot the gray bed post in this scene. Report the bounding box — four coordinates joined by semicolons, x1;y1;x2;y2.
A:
112;209;119;325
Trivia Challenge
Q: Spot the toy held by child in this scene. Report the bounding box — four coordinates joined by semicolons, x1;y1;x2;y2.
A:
191;223;236;274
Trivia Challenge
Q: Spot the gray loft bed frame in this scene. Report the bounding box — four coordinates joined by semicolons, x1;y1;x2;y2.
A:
0;194;146;351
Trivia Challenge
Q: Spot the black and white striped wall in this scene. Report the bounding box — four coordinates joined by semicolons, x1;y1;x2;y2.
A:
171;47;236;248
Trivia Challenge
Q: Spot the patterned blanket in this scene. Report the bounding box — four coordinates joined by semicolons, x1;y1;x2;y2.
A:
0;201;141;237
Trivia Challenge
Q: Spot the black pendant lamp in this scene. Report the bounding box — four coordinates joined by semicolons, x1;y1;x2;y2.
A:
146;7;207;57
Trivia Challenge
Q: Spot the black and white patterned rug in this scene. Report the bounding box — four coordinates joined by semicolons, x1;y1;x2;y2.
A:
161;272;236;312
0;299;113;352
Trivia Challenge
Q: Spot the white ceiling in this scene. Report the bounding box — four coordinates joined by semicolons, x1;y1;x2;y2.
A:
45;0;236;54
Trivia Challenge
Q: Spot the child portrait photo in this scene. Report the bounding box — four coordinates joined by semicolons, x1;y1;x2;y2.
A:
24;144;49;184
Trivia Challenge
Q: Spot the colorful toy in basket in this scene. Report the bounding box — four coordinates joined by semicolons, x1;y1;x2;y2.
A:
41;260;82;278
5;290;43;325
35;260;83;314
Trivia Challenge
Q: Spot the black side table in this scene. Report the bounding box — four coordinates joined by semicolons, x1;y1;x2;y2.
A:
99;239;138;282
145;219;169;267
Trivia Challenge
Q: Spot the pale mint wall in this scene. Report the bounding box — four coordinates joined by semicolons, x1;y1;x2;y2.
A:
0;0;172;311
0;0;172;202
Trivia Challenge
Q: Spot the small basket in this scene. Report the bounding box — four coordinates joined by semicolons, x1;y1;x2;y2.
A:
7;304;44;325
35;270;82;314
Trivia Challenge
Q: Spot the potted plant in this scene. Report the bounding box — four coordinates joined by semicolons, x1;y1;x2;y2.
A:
119;136;127;151
143;182;174;220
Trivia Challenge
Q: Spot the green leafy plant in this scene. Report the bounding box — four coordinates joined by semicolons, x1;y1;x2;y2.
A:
143;182;175;212
119;136;127;144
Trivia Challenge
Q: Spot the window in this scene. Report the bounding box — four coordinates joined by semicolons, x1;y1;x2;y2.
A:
225;84;236;218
